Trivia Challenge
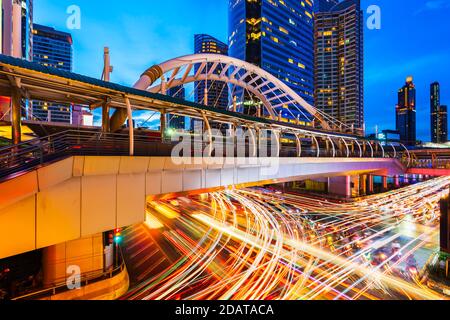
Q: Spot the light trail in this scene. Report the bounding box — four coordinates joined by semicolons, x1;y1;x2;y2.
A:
122;176;450;300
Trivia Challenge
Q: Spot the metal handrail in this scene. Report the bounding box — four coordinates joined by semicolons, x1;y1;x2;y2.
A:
12;247;126;301
0;129;411;181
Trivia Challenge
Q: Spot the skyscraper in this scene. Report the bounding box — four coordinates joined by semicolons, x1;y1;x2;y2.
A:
32;24;73;123
167;85;186;130
194;34;229;109
431;82;448;143
439;105;448;143
314;0;364;133
431;82;440;142
228;0;315;115
0;0;33;59
396;76;417;146
0;1;33;118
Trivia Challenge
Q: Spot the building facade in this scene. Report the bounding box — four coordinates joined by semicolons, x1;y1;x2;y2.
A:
314;0;364;133
1;0;33;59
431;82;448;143
32;24;73;123
167;85;186;130
438;105;448;143
194;34;229;110
396;76;417;146
0;0;33;118
228;0;315;117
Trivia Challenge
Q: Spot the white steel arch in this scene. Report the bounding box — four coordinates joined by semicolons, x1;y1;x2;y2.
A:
134;54;352;132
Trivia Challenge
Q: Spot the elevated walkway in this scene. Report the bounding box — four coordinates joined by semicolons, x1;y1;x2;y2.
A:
0;153;405;259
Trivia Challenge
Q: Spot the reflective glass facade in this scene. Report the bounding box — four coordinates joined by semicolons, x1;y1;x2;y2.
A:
314;0;364;132
32;24;73;123
396;77;417;146
194;34;229;110
228;0;315;111
167;85;186;130
430;82;448;143
1;0;33;60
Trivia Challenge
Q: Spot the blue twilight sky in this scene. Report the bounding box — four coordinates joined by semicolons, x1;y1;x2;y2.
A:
34;0;450;142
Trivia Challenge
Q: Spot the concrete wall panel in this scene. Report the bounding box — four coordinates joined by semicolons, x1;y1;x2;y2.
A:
73;156;85;177
0;171;38;210
37;178;82;249
162;171;183;194
81;175;117;237
0;196;36;259
119;157;150;174
148;157;166;171
117;174;146;227
183;170;202;191
221;168;234;186
37;157;73;191
146;172;162;196
83;156;121;176
205;169;221;189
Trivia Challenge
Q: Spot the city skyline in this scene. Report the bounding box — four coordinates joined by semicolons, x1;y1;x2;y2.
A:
2;0;450;304
31;0;450;142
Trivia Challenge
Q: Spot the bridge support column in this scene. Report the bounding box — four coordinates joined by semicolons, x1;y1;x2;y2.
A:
11;88;22;145
382;176;388;191
368;175;374;194
360;175;367;196
394;175;400;188
328;176;352;198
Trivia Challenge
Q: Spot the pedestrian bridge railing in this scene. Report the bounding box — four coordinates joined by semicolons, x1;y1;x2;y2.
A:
0;130;411;182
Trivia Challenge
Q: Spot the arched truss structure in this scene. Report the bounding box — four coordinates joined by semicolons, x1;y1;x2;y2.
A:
130;54;411;165
134;54;353;132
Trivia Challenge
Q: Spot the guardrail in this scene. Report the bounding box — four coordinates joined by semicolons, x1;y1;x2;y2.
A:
0;129;410;181
11;247;126;301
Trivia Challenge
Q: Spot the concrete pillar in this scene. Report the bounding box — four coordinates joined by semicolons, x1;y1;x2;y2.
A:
11;88;22;145
394;175;400;188
368;175;374;194
360;175;367;196
351;175;360;197
328;176;351;198
42;234;105;287
382;176;388;191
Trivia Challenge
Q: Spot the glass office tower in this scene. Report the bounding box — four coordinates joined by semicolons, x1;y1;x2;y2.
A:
396;77;417;146
194;34;229;110
314;0;364;133
439;105;448;143
167;85;186;130
431;82;448;143
32;24;73;123
228;0;315;118
1;0;33;59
